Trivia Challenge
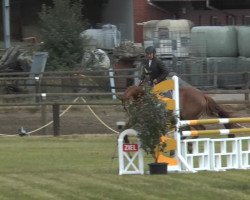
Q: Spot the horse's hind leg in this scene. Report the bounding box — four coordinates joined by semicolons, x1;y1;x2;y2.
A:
204;95;236;138
223;123;236;138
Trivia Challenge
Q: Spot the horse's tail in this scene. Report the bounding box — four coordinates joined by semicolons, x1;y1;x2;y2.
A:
204;95;231;118
204;95;239;137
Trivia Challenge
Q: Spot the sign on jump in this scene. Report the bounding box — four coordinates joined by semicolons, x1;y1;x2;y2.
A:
118;129;144;175
123;144;139;152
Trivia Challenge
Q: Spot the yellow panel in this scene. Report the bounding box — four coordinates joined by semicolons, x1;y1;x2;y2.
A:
157;95;175;110
156;154;178;166
165;99;175;110
160;136;177;152
154;136;177;165
152;79;178;166
152;79;175;94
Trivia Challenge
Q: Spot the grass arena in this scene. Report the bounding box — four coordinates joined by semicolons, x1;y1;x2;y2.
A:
0;79;249;199
0;135;249;200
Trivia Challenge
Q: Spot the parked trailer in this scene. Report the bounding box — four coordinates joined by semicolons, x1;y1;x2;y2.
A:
142;19;194;58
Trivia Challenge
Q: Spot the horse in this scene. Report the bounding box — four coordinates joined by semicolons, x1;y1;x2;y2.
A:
119;84;240;144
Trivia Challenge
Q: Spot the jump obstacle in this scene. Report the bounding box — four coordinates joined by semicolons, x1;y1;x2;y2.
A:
118;76;250;175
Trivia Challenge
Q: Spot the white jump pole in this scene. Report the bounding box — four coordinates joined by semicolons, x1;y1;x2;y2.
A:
109;68;116;100
172;75;196;173
180;117;250;126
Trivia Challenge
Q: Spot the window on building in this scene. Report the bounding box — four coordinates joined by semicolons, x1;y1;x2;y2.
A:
172;40;177;51
226;15;236;25
243;16;250;25
210;16;219;25
158;28;169;39
180;37;189;47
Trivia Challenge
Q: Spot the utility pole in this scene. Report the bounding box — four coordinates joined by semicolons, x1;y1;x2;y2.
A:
2;0;11;48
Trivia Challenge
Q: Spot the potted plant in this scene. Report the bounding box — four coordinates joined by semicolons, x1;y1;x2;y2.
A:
126;86;176;174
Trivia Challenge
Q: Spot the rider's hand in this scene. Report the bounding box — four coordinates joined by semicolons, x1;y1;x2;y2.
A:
153;79;158;85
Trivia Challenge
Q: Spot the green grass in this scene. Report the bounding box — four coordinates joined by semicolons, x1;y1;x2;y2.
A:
0;135;249;200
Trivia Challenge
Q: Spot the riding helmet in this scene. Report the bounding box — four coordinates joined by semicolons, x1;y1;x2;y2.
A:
145;46;156;54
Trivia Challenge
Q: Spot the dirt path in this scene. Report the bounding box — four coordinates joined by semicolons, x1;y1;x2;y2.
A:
0;105;126;136
0;95;249;136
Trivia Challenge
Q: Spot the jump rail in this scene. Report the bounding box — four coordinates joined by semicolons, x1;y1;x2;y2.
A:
180;117;250;137
180;117;250;126
182;127;250;137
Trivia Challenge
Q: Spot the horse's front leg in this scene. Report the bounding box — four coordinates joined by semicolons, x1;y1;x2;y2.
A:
122;120;133;144
186;125;206;153
124;135;130;143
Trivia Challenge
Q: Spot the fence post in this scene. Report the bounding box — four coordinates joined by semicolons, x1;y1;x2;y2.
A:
134;69;139;85
243;72;250;101
41;93;47;134
41;105;47;134
35;76;40;103
109;68;116;100
52;103;60;136
245;87;250;101
213;60;218;88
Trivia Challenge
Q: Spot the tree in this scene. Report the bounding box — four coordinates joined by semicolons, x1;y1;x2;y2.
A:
39;0;89;70
127;86;176;162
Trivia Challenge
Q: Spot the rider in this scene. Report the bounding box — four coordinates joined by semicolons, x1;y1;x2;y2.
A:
123;46;170;144
139;46;169;86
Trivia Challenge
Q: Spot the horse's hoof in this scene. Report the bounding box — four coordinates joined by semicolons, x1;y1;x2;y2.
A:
228;134;235;138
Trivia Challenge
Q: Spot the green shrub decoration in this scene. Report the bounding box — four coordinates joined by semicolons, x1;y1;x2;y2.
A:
126;86;176;159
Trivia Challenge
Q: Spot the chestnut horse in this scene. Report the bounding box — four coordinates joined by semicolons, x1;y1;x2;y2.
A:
120;84;239;139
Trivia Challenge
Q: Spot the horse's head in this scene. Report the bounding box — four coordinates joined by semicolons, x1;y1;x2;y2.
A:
123;85;145;100
118;85;145;112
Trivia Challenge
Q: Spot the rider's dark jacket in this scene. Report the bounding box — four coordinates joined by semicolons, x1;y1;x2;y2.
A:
140;57;169;86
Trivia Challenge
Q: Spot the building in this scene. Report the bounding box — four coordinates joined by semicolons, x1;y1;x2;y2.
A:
1;0;250;44
104;0;250;44
150;0;250;26
132;0;250;43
